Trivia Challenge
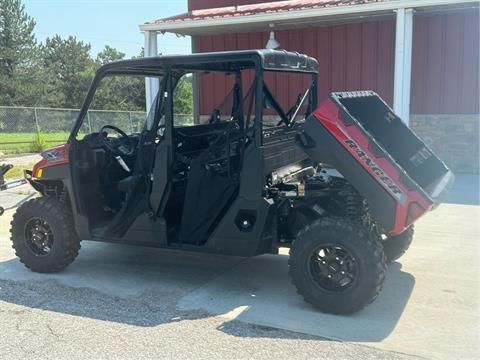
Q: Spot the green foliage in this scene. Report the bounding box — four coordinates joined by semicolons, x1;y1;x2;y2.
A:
41;35;93;108
91;72;145;112
89;47;148;112
0;0;38;105
0;132;69;154
0;0;194;117
3;162;35;179
0;0;36;77
174;75;193;115
30;131;47;152
96;45;125;66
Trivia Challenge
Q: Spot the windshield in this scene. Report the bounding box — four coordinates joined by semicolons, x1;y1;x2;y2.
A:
75;74;163;138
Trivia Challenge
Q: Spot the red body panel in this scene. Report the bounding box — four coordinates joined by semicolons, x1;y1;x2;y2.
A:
313;99;433;235
32;144;70;178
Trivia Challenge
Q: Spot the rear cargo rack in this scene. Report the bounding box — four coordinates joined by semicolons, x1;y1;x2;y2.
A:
301;91;454;235
330;91;453;202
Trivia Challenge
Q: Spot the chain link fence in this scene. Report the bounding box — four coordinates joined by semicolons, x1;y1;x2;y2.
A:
0;106;193;154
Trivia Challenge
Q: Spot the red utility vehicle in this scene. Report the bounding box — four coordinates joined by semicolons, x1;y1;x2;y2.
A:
9;50;453;314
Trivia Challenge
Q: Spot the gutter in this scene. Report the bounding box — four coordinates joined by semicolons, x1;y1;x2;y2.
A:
139;0;478;33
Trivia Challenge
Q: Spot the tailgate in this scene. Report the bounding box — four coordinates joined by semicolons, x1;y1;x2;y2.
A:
298;91;454;235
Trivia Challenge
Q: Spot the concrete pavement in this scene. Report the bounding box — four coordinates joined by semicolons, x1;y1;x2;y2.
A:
0;212;410;360
445;174;480;206
178;203;480;359
0;190;478;359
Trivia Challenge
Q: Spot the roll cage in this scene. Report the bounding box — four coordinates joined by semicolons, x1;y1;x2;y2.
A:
69;49;319;146
65;49;319;242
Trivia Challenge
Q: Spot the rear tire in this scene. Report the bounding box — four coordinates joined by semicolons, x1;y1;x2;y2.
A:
383;226;414;263
10;196;81;273
289;217;387;314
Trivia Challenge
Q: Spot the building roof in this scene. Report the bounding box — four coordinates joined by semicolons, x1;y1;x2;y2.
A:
139;0;478;34
153;0;389;25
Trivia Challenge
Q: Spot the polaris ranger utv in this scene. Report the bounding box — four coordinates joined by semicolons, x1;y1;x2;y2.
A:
10;50;453;314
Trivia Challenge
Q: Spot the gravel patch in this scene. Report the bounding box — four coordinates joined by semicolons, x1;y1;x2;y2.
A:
0;153;41;166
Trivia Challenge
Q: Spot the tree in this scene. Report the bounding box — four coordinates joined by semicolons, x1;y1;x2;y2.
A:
0;3;190;115
174;75;193;115
96;45;125;66
0;0;35;78
41;35;93;108
91;74;145;112
89;46;145;111
0;0;38;105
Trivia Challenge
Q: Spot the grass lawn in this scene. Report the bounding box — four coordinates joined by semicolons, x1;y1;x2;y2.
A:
0;132;70;154
3;163;36;180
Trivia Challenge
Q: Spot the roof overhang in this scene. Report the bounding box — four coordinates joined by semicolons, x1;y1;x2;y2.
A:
139;0;479;36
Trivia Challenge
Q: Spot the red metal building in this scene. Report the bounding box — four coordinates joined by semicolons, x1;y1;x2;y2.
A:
141;0;479;173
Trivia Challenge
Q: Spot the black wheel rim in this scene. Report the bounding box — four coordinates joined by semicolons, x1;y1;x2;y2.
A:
308;245;358;292
24;217;54;256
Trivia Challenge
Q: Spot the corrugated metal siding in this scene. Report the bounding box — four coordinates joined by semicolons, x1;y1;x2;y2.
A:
411;10;479;114
194;18;396;115
193;10;479;116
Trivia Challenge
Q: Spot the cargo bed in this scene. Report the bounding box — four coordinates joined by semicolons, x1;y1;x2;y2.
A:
299;91;454;235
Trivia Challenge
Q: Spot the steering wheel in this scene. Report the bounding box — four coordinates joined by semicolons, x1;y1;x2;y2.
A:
100;125;134;156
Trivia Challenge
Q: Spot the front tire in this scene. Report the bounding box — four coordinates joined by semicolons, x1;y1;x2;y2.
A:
289;217;387;314
10;197;81;273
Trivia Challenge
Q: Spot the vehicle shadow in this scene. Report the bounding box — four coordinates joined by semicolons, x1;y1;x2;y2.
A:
0;241;241;327
0;241;415;342
207;258;416;343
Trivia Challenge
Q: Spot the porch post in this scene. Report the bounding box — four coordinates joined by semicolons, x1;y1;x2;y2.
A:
191;37;200;124
144;30;159;113
393;8;414;126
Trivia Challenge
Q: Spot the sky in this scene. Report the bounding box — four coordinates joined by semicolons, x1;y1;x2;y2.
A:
23;0;192;58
